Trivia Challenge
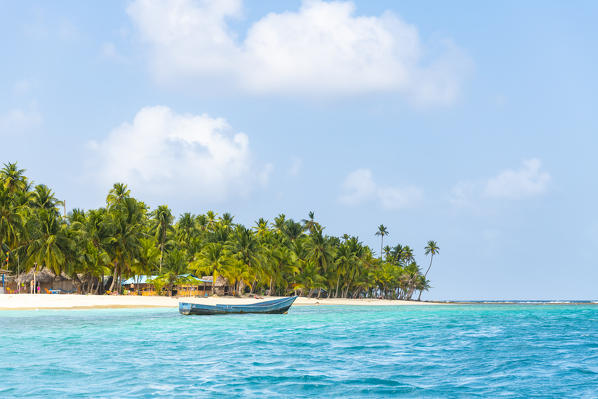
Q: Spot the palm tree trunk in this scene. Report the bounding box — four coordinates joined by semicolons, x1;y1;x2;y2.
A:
159;243;164;274
109;262;118;292
423;255;434;280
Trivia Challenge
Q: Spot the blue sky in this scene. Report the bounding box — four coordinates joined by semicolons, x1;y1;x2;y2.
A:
1;0;597;300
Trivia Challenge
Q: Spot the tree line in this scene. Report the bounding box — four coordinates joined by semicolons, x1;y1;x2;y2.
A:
0;162;439;299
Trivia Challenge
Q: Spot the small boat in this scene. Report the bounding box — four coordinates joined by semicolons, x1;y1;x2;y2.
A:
179;296;298;315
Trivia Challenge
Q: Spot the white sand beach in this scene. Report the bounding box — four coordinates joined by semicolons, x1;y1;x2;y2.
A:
0;294;439;310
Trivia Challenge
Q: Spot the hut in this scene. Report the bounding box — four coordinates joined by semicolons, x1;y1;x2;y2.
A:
200;275;230;296
0;269;12;294
121;275;159;295
16;268;57;293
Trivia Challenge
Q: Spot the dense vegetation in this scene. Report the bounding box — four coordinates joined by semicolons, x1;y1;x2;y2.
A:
0;162;439;299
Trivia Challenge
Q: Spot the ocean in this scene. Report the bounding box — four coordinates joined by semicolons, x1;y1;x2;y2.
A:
1;304;597;397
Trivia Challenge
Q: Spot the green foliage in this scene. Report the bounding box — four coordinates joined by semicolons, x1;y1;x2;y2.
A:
0;162;438;299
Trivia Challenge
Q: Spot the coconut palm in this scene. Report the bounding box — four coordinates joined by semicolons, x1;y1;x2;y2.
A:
272;214;286;233
418;240;439;300
154;248;190;296
151;205;174;273
106;197;144;291
106;183;130;208
190;242;227;295
302;211;319;234
220;213;234;228
1;162;28;193
175;213;196;247
30;184;64;215
225;226;263;294
423;241;439;279
375;224;389;259
0;187;24;253
25;209;73;275
253;218;269;239
0;162;442;300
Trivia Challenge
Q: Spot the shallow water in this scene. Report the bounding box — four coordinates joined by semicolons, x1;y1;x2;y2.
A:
1;305;597;397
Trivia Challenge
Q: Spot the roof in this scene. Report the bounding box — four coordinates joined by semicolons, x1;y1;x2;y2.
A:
121;275;211;285
16;268;56;284
121;275;158;285
200;275;228;287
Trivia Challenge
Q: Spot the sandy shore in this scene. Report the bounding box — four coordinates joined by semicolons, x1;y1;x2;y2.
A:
0;294;439;310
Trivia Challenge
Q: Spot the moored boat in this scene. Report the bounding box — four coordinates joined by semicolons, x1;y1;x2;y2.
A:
179;296;298;315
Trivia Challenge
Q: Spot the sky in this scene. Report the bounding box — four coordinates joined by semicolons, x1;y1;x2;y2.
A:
1;0;597;300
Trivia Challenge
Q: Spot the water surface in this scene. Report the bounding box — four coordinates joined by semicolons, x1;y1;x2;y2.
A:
1;305;597;397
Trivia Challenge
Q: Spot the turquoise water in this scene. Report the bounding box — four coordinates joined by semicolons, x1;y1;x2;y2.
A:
1;305;598;397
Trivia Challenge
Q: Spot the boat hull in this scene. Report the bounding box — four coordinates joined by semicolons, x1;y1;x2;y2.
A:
179;296;298;315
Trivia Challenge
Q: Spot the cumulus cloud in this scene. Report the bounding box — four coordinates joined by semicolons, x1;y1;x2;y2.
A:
0;107;42;133
100;42;127;62
289;157;302;176
127;0;470;104
89;106;269;201
484;158;550;199
450;158;551;205
339;168;422;210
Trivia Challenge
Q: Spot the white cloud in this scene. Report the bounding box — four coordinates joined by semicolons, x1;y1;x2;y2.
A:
484;158;550;199
449;180;476;207
13;79;33;96
127;0;470;104
89;106;269;201
100;42;125;61
450;158;551;205
289;157;302;176
0;107;43;133
339;168;422;210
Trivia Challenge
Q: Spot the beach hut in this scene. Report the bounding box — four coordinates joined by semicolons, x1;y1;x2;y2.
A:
200;275;230;296
175;275;212;297
16;268;56;293
0;269;11;294
121;275;159;295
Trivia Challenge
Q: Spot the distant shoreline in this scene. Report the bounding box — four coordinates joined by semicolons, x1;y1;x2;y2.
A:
0;295;596;311
0;294;440;310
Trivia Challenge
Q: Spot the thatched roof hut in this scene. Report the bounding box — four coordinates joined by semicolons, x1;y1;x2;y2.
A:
201;275;228;287
16;268;56;284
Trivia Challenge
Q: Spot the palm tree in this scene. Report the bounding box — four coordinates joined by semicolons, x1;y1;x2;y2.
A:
151;205;174;273
225;226;262;295
25;209;73;275
176;213;196;247
273;214;286;233
205;211;218;231
423;241;439;279
0;187;24;254
106;197;144;292
284;220;303;242
220;213;234;228
302;211;319;234
418;241;439;300
155;248;190;296
190;242;227;295
253;218;269;239
1;162;28;193
375;224;388;259
30;184;64;215
106;183;130;208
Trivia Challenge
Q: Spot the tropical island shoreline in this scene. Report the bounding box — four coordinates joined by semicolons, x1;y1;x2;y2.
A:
0;294;443;310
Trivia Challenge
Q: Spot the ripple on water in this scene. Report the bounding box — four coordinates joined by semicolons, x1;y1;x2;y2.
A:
1;305;598;397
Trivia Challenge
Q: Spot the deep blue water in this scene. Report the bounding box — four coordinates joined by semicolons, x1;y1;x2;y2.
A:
1;305;598;397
